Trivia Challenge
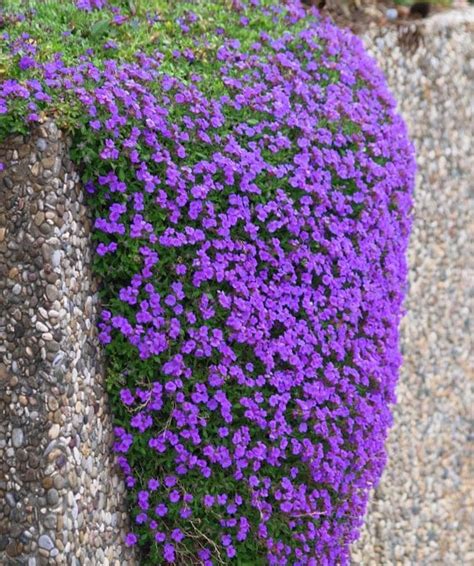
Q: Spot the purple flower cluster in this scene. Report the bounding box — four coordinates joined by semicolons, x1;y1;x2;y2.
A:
76;0;108;11
0;1;415;563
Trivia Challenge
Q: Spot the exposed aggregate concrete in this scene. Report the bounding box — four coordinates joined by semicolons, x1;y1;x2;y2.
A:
0;122;136;565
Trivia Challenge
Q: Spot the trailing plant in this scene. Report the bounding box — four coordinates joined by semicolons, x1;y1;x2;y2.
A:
0;1;415;564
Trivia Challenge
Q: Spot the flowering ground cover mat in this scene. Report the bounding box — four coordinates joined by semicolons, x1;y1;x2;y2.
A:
0;1;415;563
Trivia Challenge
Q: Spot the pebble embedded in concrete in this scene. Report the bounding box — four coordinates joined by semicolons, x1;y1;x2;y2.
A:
0;121;135;565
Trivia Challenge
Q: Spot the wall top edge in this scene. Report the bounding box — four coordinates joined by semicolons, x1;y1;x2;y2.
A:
362;7;474;35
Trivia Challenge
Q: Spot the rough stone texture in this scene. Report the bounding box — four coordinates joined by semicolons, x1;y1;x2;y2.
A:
352;9;474;565
0;121;136;565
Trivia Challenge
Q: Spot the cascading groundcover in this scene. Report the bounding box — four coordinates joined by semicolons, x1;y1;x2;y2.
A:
0;1;415;564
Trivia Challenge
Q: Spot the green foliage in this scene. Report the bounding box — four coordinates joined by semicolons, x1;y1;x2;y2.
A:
0;1;416;563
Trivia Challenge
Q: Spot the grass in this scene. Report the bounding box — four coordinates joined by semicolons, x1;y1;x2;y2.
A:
1;0;305;135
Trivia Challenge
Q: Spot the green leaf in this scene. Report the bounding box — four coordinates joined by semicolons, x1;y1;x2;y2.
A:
128;0;137;15
90;20;110;39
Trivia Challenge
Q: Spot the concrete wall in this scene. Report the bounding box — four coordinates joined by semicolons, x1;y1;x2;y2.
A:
0;122;135;565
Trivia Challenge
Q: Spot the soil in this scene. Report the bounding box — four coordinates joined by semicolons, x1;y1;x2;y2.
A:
299;1;470;33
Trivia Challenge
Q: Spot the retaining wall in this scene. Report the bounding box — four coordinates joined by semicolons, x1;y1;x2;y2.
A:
0;122;135;565
0;8;472;566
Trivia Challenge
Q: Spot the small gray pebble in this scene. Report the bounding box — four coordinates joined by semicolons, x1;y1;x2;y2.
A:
38;534;54;551
12;428;24;448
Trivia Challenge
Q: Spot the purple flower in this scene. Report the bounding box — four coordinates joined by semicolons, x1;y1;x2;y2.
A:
171;528;184;542
164;475;177;488
169;490;180;503
18;56;36;71
120;388;134;406
203;494;214;507
76;0;107;11
124;533;138;547
155;503;167;517
163;543;175;562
